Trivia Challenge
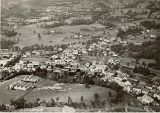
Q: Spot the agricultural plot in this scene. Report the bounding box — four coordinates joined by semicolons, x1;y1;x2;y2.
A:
21;57;50;62
5;23;105;48
0;78;26;104
24;79;116;106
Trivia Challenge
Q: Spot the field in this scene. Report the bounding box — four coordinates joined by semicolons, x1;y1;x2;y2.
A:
0;77;116;108
0;76;145;112
120;57;156;65
0;77;26;104
3;23;105;49
111;8;147;17
21;56;50;62
120;57;160;80
65;15;92;24
24;79;116;104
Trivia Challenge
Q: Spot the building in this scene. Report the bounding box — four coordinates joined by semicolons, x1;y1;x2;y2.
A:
134;42;142;46
55;59;65;65
131;86;142;94
154;90;160;100
137;95;154;105
141;88;149;95
145;84;153;90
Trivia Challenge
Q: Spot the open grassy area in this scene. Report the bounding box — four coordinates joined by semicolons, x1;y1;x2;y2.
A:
21;56;50;62
65;15;92;24
24;79;115;104
3;23;105;49
0;77;26;104
120;57;156;65
0;77;116;108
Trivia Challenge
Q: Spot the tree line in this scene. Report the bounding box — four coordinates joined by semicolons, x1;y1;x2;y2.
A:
133;66;151;76
41;21;66;29
117;26;143;40
0;38;17;49
111;44;127;56
128;41;160;70
3;29;17;37
140;21;160;30
70;19;93;25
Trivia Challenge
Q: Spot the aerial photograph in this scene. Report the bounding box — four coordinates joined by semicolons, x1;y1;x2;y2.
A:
0;0;160;112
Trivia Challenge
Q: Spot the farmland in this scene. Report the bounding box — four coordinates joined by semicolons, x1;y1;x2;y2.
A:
1;0;160;112
0;77;26;104
3;23;105;48
0;77;115;107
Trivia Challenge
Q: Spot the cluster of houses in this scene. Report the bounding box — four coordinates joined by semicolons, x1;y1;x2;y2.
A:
129;79;160;105
87;42;118;57
100;67;160;107
49;45;160;108
81;27;105;32
1;36;159;111
0;52;19;66
9;75;40;90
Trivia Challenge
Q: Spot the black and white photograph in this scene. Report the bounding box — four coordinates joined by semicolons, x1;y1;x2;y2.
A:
0;0;160;112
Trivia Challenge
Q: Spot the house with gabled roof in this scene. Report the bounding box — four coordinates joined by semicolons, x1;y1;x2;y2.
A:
148;91;154;98
138;81;146;88
131;86;142;94
141;88;149;95
145;83;153;90
154;90;160;100
137;94;154;105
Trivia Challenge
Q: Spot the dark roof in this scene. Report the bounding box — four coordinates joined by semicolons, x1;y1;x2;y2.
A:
146;83;153;87
148;91;154;96
129;78;139;82
141;88;149;92
138;82;146;87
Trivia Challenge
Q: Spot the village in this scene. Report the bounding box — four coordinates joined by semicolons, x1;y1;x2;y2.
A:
0;0;160;112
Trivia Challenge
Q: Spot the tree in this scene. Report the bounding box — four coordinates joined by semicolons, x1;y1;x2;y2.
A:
11;97;27;109
135;58;139;64
27;102;32;108
68;96;73;105
81;96;84;101
155;47;160;70
36;98;40;103
56;97;59;102
0;104;6;111
133;66;138;73
32;101;39;107
85;83;89;88
10;99;14;105
38;33;41;39
82;42;85;45
50;98;55;107
115;90;124;104
110;98;116;104
108;91;112;97
91;100;95;108
101;100;106;108
142;61;146;66
94;93;99;100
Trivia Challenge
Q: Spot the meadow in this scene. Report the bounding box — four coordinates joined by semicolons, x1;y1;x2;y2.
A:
4;23;105;49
